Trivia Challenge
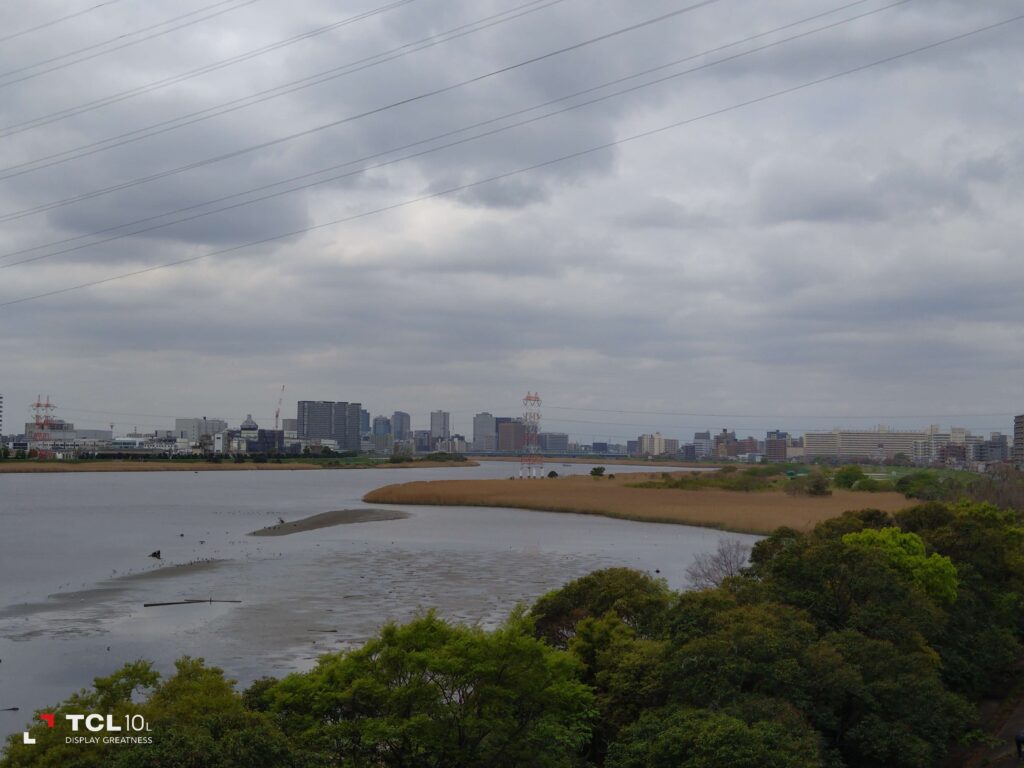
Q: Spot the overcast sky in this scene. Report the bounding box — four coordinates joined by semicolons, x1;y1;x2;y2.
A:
0;0;1021;441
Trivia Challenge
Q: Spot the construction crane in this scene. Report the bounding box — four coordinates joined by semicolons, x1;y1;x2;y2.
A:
274;385;285;430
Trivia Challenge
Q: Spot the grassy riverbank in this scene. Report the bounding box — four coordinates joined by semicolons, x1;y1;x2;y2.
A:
363;473;912;534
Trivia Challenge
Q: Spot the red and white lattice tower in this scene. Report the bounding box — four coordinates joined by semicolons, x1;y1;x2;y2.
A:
31;395;56;441
520;392;543;479
31;395;57;458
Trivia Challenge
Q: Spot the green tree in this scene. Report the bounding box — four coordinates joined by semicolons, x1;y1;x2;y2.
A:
264;612;594;767
530;568;671;649
606;705;825;768
590;466;606;477
842;527;958;605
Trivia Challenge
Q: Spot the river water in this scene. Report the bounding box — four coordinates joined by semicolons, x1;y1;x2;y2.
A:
0;461;753;742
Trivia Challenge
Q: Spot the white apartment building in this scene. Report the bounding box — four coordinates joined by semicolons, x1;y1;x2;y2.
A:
803;425;940;461
638;432;666;457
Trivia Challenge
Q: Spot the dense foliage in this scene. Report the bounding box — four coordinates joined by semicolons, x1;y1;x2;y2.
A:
5;499;1024;767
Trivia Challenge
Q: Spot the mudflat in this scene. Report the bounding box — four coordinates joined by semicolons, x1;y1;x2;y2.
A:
249;508;411;537
363;474;912;534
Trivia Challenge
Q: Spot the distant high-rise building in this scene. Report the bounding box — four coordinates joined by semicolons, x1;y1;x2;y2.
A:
693;431;712;459
638;433;666;457
297;401;334;441
0;393;4;435
497;420;525;452
1014;415;1024;468
360;409;370;435
297;400;362;451
430;410;450;441
976;433;1008;464
472;412;497;452
175;417;228;444
538;432;569;453
392;411;411;441
592;442;609;454
372;415;392;452
413;429;432;453
765;438;788;463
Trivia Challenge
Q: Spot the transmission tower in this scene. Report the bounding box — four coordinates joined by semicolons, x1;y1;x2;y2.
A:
520;391;543;479
31;395;57;458
31;395;56;439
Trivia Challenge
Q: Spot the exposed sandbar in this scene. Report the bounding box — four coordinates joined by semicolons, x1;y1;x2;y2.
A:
363;475;912;535
249;508;411;537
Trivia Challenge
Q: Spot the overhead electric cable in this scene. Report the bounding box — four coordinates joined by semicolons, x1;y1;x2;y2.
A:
0;0;910;267
0;12;1018;309
542;405;1020;420
0;0;569;172
0;0;132;45
0;0;434;137
0;0;261;89
0;0;723;212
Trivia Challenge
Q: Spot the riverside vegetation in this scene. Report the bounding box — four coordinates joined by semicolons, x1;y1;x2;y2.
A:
6;474;1024;767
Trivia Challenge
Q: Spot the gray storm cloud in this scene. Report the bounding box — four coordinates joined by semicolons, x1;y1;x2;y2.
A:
0;0;1021;437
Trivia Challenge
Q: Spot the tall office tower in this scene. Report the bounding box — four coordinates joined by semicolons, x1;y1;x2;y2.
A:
297;401;336;441
391;411;411;441
1014;414;1024;467
498;420;526;452
297;400;363;451
372;415;392;452
0;393;4;435
430;410;450;441
360;408;370;435
472;412;497;451
338;402;362;452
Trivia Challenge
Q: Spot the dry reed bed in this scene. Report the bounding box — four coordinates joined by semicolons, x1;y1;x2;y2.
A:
363;474;912;534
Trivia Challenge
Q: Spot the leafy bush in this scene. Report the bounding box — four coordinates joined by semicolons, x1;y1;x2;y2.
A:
784;473;832;496
833;465;867;488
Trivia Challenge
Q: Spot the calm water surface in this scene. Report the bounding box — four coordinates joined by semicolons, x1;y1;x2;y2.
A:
0;461;750;741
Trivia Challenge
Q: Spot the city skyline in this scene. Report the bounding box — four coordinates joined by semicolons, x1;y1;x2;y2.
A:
1;389;1020;450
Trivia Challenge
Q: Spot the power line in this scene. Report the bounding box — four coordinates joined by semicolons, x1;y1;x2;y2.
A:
0;0;909;268
0;0;426;137
0;0;721;197
0;0;261;90
0;0;132;45
0;0;568;173
0;12;1019;309
543;405;1020;420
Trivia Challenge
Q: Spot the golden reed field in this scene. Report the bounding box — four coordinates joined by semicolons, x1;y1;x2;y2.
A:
363;474;913;534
